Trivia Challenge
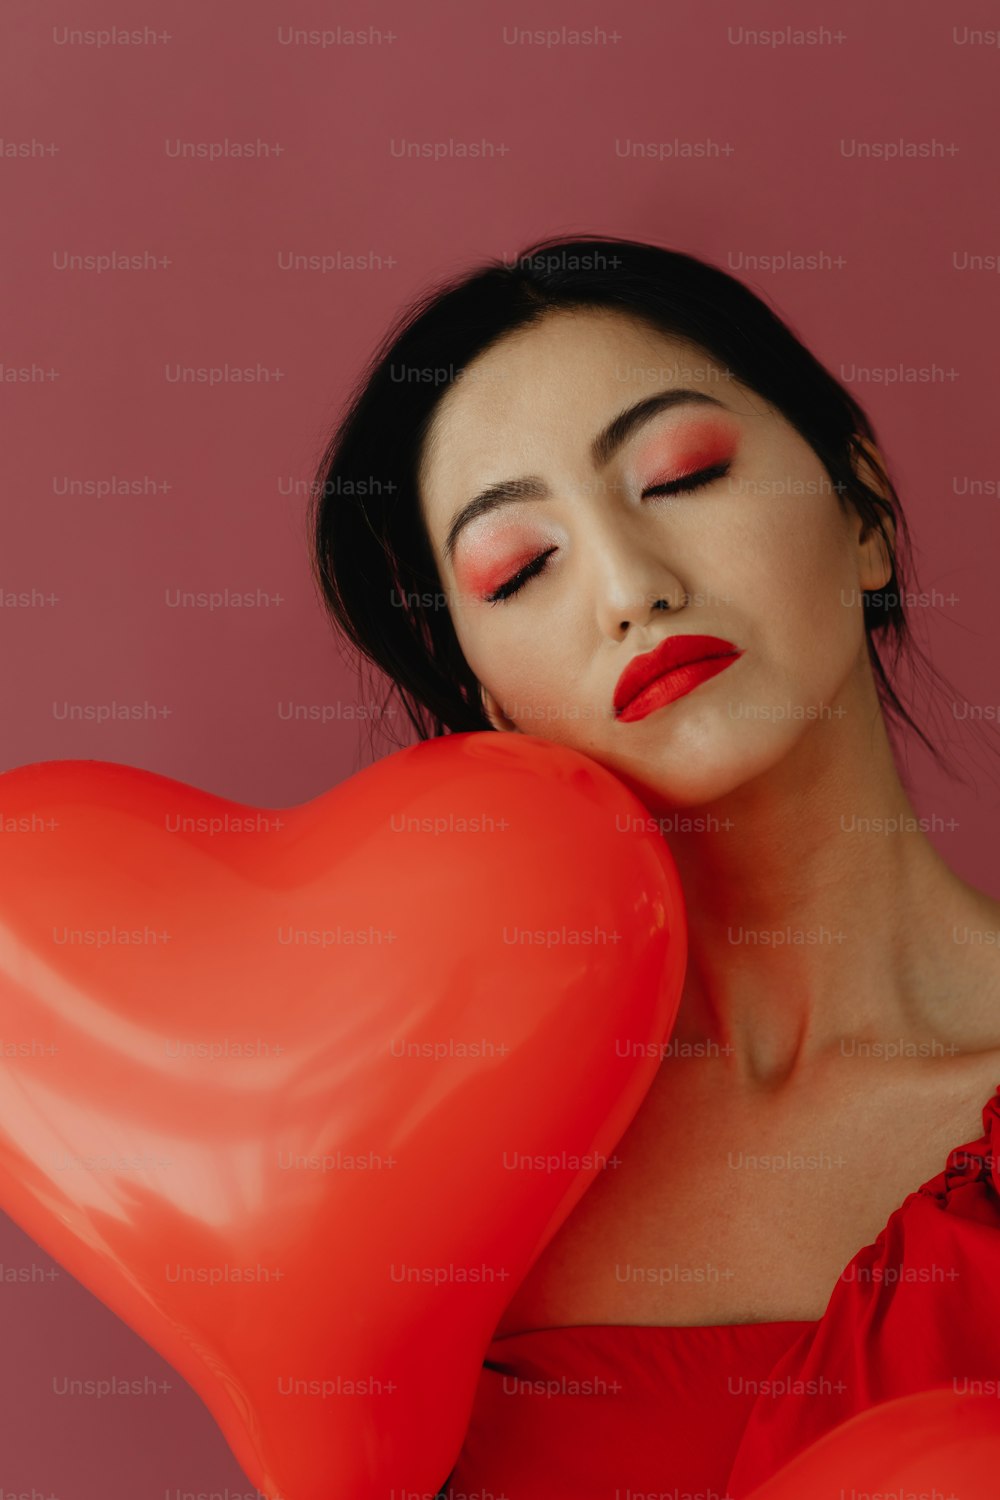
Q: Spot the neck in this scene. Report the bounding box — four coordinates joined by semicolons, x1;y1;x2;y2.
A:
639;676;987;1088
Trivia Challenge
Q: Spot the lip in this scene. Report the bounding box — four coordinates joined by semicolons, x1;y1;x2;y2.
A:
613;632;742;718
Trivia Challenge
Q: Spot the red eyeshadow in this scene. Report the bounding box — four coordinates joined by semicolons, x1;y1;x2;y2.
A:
455;535;545;600
634;416;740;486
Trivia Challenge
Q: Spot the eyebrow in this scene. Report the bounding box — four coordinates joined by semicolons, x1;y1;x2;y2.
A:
442;388;732;565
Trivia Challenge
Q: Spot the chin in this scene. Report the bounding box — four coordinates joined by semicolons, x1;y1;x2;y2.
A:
598;738;777;816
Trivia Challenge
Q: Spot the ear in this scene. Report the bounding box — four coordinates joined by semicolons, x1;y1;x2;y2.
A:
851;434;896;593
479;685;521;734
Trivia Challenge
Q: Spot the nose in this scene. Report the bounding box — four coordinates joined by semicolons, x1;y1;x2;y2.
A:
573;473;689;638
591;549;688;640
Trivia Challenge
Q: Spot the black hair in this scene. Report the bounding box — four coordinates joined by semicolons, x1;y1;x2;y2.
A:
308;232;990;783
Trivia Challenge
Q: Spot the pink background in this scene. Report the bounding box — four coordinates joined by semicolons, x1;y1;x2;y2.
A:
2;0;999;1492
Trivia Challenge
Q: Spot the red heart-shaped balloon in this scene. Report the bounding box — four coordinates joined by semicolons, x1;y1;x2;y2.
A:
0;732;686;1498
745;1388;1000;1499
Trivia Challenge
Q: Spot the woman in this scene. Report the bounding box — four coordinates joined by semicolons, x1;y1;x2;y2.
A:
309;235;1000;1496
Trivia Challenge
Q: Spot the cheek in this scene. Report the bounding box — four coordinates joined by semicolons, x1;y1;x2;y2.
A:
735;482;846;587
761;512;862;667
454;608;566;713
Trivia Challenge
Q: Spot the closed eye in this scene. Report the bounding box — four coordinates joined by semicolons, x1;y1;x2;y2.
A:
642;458;731;501
483;459;732;606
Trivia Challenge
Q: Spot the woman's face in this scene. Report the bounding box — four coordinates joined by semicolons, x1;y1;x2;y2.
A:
417;307;892;810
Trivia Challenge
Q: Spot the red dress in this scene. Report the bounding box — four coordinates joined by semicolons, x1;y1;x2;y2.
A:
446;1082;1000;1498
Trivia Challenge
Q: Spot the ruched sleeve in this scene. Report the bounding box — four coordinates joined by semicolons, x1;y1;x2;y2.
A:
727;1084;1000;1494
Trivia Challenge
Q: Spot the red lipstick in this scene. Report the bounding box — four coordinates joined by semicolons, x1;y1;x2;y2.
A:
613;633;743;723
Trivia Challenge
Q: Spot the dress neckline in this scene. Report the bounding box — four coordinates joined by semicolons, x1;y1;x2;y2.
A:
490;1081;1000;1345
